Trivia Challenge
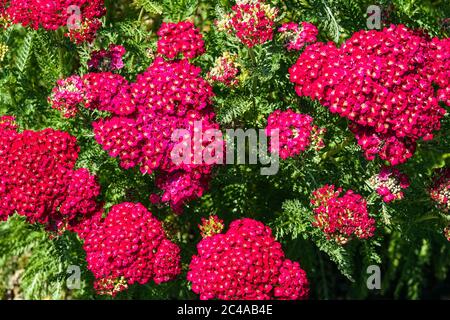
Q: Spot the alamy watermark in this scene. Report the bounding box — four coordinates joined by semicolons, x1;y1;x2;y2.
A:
67;5;82;30
367;5;382;30
67;265;81;290
366;265;381;290
171;121;280;176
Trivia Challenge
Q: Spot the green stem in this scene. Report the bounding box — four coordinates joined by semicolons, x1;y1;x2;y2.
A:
248;48;258;116
318;252;330;299
8;86;17;108
138;7;145;24
414;214;440;224
56;29;66;77
321;136;352;160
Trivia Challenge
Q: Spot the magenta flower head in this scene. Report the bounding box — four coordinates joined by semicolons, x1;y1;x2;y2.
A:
88;44;127;72
0;116;101;232
369;167;410;203
157;21;205;59
311;185;376;245
216;0;279;48
290;25;450;165
81;202;181;296
188;218;309;300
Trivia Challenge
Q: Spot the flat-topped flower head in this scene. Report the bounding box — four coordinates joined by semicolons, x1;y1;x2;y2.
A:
157;21;205;59
290;25;450;165
369;167;410;203
266;109;317;160
1;0;105;43
279;22;318;51
311;185;376;245
88;44;126;72
207;52;241;87
0;116;101;232
82;202;181;296
430;168;450;213
217;0;279;47
188;218;309;300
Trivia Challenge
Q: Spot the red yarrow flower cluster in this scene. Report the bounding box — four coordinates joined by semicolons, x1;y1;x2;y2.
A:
80;202;181;296
0;0;105;43
0;116;101;232
49;75;86;118
188;218;309;300
129;57;220;212
157;21;205;59
66;18;102;44
311;185;376;245
279;22;318;51
217;0;278;48
265;109;316;160
88;44;126;72
369;167;410;203
290;25;450;165
49;72;134;117
51;26;221;212
207;52;240;87
429;168;450;213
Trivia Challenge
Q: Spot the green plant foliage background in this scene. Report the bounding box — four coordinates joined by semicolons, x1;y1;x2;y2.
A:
0;0;449;299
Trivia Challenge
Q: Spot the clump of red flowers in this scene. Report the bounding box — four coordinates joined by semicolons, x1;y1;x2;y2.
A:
429;168;450;213
187;218;309;300
49;75;86;118
369;167;410;203
51;24;222;213
0;116;101;232
265;109;318;160
49;72;134;117
217;0;278;48
311;185;376;245
108;57;220;212
157;21;205;59
279;22;318;51
88;44;126;72
80;202;181;296
290;25;450;165
0;0;105;43
207;52;240;87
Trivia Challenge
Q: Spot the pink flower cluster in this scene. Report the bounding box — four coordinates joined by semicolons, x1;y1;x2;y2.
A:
311;185;376;244
429;168;450;213
51;26;221;213
369;167;410;203
88;44;126;72
0;116;101;232
49;75;86;118
279;22;318;51
217;0;278;48
121;57;220;212
80;202;181;296
66;18;102;44
49;72;134;118
265;109;315;160
157;21;205;59
290;25;450;165
187;218;309;300
207;52;240;87
0;0;105;43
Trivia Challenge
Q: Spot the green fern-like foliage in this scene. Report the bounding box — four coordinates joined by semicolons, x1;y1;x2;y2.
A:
0;216;93;299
